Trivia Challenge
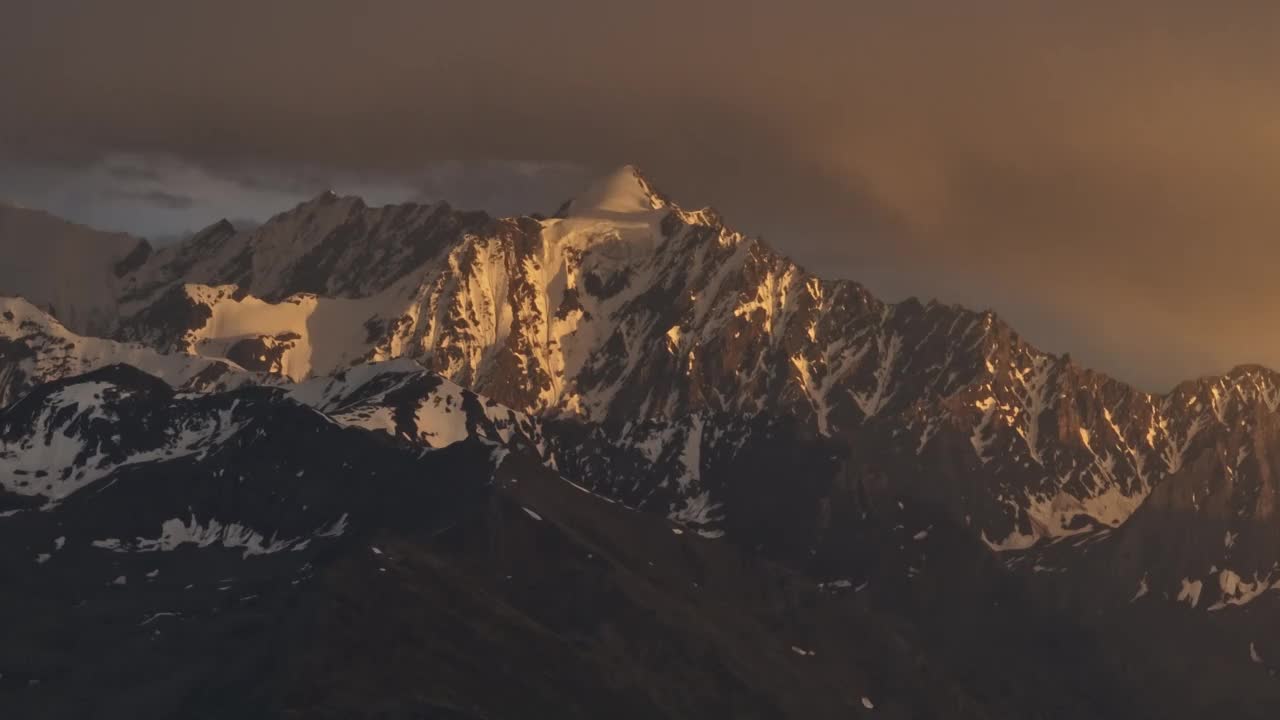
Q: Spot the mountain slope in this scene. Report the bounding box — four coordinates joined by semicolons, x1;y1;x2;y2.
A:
8;167;1280;553
0;295;248;408
0;365;1143;719
4;166;1280;716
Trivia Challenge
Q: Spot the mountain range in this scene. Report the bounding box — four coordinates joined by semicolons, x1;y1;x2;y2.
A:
2;166;1278;718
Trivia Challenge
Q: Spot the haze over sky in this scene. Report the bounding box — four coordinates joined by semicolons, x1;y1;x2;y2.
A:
3;0;1279;390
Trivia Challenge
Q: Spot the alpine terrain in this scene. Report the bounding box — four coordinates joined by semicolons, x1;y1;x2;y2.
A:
1;168;1278;718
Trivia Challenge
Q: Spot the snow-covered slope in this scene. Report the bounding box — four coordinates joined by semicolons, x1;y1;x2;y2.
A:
287;359;547;453
7;169;1280;717
0;295;248;407
1009;365;1280;609
9;165;1280;555
3;364;1137;720
123;282;387;379
0;299;546;463
0;298;752;538
0;365;251;502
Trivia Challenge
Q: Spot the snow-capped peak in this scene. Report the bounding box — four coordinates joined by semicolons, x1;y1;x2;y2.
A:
567;165;667;216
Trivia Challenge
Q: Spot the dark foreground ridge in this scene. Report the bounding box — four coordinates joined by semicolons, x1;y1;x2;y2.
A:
1;168;1280;717
1;366;1150;719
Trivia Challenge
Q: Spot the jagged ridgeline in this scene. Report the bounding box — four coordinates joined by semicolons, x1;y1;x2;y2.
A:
2;168;1280;719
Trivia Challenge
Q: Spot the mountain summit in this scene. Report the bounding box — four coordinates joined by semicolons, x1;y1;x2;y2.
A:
3;166;1280;718
567;164;669;215
4;166;1280;550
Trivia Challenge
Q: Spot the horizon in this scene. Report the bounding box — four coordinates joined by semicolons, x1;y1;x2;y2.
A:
9;2;1280;391
4;4;1280;716
1;161;1272;395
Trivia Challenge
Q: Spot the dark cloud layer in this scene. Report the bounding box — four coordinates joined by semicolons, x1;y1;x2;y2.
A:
3;0;1279;389
105;188;195;210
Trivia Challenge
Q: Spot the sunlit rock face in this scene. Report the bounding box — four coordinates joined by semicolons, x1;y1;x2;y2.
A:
11;166;1280;560
6;167;1280;718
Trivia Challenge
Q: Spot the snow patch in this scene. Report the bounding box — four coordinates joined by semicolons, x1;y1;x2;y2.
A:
1131;574;1149;602
1177;578;1203;608
91;514;348;559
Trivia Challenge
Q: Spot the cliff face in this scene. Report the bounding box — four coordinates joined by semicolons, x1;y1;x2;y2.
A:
4;166;1280;717
9;167;1280;558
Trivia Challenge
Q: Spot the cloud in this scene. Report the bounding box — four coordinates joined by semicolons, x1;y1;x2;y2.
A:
412;161;589;217
102;188;195;210
3;0;1280;389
